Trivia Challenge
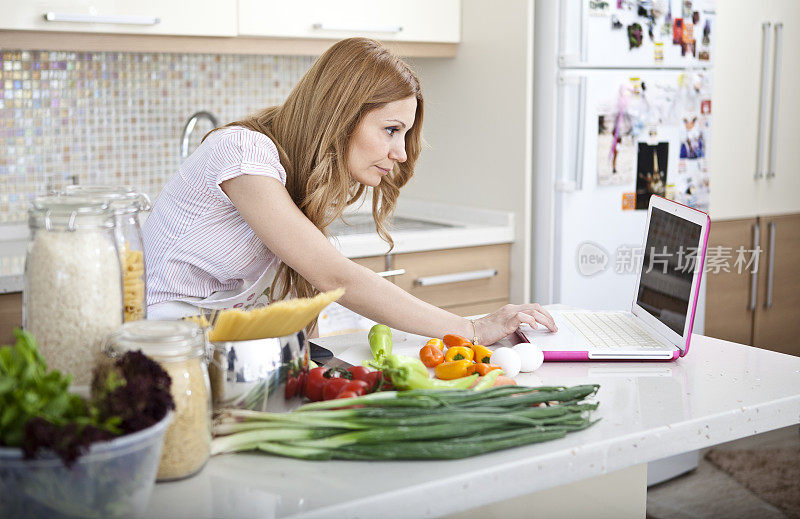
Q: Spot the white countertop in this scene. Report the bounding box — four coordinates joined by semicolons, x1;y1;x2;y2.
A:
146;332;800;519
0;199;513;293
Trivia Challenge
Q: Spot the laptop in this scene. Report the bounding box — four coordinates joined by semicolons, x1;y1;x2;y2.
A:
519;196;710;361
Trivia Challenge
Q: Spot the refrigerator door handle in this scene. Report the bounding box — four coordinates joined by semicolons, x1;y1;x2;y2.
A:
749;223;760;311
555;75;586;192
557;0;585;66
755;22;771;180
767;23;783;179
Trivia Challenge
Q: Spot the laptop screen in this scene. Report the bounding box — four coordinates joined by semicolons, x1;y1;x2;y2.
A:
636;207;703;335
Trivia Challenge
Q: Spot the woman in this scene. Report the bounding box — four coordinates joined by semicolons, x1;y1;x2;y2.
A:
144;37;556;345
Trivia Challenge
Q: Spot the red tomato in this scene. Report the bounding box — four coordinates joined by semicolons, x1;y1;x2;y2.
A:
364;371;392;392
335;390;359;400
347;366;371;382
284;375;299;399
323;378;350;401
305;367;328;402
341;380;369;396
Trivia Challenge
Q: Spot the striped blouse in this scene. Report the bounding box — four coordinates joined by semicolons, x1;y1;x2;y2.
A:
143;126;287;307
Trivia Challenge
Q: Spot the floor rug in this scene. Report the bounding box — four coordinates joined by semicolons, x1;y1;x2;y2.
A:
705;447;800;519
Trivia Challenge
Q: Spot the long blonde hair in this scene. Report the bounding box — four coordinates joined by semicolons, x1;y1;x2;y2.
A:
211;38;423;302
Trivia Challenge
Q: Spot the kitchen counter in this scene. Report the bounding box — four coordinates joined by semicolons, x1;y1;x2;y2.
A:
146;331;800;518
0;199;514;293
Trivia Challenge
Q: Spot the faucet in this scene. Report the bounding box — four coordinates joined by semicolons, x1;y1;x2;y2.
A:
180;111;219;159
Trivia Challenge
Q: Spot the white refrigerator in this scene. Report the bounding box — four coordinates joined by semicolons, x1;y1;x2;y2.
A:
533;0;715;328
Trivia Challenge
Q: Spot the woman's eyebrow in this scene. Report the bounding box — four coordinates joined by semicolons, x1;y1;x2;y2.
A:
386;119;407;128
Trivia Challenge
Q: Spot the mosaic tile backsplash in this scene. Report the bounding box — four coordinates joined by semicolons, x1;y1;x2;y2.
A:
0;50;315;223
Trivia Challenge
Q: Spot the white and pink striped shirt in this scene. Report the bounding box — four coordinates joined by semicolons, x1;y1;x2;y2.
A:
143;126;287;307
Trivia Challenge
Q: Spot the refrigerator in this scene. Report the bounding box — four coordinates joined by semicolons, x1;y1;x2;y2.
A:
533;0;715;328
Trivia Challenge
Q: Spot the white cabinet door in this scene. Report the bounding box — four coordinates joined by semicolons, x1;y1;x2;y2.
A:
0;0;236;37
757;0;800;216
238;0;460;43
707;0;768;220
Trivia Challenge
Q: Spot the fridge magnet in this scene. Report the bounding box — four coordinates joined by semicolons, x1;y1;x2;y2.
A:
701;99;711;114
622;192;636;211
654;42;664;63
682;0;693;19
662;1;673;36
589;0;611;16
627;23;643;49
679;113;704;159
597;85;640;187
611;15;623;30
692;10;700;24
673;19;683;44
635;142;669;210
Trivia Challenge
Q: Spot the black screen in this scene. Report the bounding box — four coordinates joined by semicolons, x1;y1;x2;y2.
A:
636;207;702;335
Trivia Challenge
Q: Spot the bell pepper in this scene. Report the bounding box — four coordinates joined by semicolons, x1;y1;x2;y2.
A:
435;359;473;380
444;346;474;362
425;338;445;352
368;324;393;363
470;344;493;364
443;334;472;348
419;345;445;368
367;353;477;390
466;363;501;376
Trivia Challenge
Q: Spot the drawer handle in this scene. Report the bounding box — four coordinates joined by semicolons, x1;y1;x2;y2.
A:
312;23;403;34
414;269;498;287
375;269;406;278
44;12;161;25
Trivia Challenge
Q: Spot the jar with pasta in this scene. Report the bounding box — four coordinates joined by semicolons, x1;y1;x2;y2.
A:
62;185;151;321
103;320;211;481
24;197;123;386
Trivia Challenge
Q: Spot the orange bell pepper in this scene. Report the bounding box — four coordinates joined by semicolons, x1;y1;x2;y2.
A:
443;334;472;348
425;338;445;352
419;345;445;368
466;363;501;376
444;346;474;362
435;359;473;380
470;344;493;364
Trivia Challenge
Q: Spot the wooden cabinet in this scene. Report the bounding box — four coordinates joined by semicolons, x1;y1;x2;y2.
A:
710;0;800;219
238;0;460;43
0;0;236;37
0;292;22;345
705;214;800;356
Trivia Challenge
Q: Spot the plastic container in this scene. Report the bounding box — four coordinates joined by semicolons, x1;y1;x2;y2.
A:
0;412;172;519
24;196;123;385
62;185;151;322
104;320;211;481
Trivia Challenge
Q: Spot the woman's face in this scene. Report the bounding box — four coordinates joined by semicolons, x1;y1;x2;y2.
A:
347;96;417;187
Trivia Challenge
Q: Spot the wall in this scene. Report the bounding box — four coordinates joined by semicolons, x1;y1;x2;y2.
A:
405;0;535;304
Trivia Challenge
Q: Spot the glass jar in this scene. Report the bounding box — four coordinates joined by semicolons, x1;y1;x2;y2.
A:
24;196;123;386
103;320;211;481
62;185;151;322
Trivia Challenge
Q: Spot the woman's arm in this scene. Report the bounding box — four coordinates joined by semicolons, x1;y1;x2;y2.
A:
222;175;556;344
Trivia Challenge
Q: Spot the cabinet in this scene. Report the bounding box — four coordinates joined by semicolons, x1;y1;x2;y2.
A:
710;0;800;219
0;0;236;37
705;214;800;356
238;0;460;43
0;292;22;345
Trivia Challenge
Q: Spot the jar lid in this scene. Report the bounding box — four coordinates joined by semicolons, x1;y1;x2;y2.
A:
62;185;151;213
105;320;205;360
29;196;115;231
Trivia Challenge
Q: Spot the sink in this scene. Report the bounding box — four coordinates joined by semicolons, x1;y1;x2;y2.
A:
328;215;456;236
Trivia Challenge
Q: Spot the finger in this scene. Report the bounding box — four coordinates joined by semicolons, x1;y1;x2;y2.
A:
514;303;555;323
519;309;557;332
512;311;539;330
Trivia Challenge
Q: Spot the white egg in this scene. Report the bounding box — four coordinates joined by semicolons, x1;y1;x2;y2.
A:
490;347;521;378
513;343;544;372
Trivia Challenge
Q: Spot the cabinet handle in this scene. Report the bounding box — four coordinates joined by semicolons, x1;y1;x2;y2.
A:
749;223;760;311
755;22;771;180
767;23;783;179
312;23;402;34
414;269;498;287
765;222;776;309
375;269;405;278
44;12;161;25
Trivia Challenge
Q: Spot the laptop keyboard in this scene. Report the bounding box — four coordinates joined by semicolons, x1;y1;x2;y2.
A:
560;312;666;349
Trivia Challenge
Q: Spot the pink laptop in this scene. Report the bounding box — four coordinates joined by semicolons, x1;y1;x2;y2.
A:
519;196;710;361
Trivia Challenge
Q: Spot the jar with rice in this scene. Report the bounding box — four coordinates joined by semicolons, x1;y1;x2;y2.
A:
62;185;151;322
23;196;123;386
103;320;211;481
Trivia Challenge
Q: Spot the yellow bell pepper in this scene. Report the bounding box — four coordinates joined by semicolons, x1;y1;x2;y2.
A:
471;344;493;364
435;359;473;380
444;346;474;362
425;338;445;352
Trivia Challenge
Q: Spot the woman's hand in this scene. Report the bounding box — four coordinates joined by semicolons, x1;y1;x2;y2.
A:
474;304;557;346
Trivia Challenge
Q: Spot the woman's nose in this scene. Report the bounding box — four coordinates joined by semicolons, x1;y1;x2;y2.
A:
389;142;407;163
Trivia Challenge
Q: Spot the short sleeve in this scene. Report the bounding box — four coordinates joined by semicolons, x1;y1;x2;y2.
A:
206;127;288;203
